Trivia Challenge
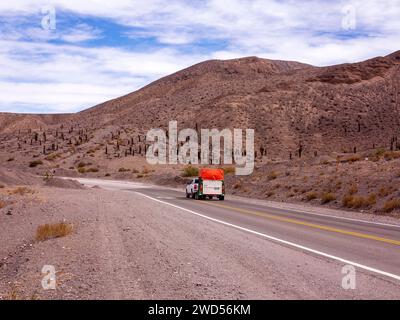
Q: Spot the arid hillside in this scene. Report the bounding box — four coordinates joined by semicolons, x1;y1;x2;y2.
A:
1;51;400;159
2;51;400;216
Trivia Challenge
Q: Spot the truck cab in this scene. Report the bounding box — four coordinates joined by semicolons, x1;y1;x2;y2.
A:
185;169;225;201
185;178;199;198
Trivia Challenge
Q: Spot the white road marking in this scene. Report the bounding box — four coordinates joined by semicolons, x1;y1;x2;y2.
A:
135;192;400;282
65;177;400;229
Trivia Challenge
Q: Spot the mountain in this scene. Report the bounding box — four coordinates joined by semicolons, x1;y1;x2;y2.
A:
1;51;400;165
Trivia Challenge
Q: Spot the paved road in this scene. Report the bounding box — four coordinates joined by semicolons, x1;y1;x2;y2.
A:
74;177;400;291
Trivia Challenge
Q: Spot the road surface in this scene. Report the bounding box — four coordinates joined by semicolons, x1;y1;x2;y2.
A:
73;177;400;299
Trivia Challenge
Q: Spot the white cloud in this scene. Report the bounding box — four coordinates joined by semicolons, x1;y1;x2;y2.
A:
0;0;399;113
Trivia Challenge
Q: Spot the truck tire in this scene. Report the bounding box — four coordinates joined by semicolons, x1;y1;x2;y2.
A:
191;192;195;199
186;192;190;198
219;195;225;201
195;193;199;200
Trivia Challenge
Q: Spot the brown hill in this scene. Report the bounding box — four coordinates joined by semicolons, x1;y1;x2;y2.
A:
1;51;400;168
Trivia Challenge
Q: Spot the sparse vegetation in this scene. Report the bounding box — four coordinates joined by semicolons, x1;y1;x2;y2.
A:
342;194;376;208
77;167;86;174
0;200;6;208
265;191;274;197
45;153;61;161
7;186;34;195
77;161;86;168
118;167;130;172
86;167;99;173
267;171;278;180
384;151;400;161
321;192;336;204
383;198;400;213
182;165;199;177
234;182;242;189
222;166;235;175
29;160;43;168
35;222;73;242
306;192;317;201
348;185;358;195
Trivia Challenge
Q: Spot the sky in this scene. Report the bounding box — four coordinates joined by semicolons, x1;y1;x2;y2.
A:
0;0;399;114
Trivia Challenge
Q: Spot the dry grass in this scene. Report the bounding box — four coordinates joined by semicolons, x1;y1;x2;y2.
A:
348;184;358;195
35;222;73;242
265;191;274;197
305;191;317;201
77;167;86;174
342;194;376;209
182;165;199;177
234;182;242;189
45;153;61;161
0;200;6;208
29;160;43;168
383;198;400;213
222;166;235;175
7;186;35;196
267;171;278;181
344;155;361;163
384;151;400;161
321;192;336;204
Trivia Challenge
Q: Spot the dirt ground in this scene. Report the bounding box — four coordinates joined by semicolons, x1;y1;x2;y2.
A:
1;177;400;300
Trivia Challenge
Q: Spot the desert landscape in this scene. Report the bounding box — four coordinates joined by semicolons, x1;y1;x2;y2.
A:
1;51;400;300
1;51;400;216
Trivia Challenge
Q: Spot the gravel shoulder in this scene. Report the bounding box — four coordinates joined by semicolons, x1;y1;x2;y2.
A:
0;185;399;300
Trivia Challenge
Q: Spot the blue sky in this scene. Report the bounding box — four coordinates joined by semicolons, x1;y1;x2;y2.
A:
0;0;399;113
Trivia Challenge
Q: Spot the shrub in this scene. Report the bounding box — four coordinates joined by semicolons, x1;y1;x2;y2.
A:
77;162;86;168
87;168;99;173
7;187;34;195
348;185;358;195
182;165;199;177
29;160;43;168
384;151;400;161
105;173;111;177
35;222;73;241
222;166;235;175
7;158;14;162
383;199;400;212
142;167;152;174
234;182;241;189
265;191;274;198
343;155;361;163
343;193;377;208
306;192;317;201
321;192;336;204
118;167;130;172
267;171;278;181
45;153;60;161
77;167;86;174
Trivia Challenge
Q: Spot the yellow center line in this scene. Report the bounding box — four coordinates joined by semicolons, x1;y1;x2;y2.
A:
200;201;400;246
